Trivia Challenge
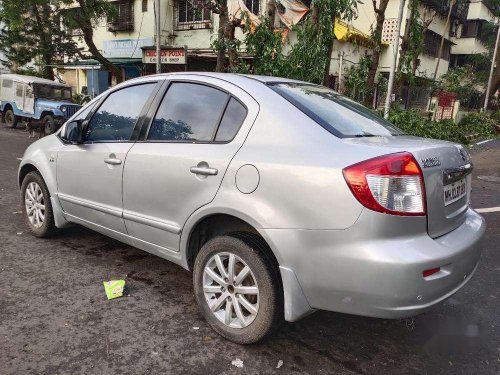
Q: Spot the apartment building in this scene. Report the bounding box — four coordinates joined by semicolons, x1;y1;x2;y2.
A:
58;0;496;99
450;0;497;68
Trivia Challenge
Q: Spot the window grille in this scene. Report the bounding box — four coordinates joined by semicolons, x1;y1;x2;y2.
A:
107;0;135;32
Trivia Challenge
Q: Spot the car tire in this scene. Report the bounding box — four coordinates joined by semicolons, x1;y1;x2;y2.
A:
5;109;18;128
193;232;283;344
42;114;56;135
21;171;57;237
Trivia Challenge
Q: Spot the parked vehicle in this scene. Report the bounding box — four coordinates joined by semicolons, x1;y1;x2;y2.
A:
0;74;81;134
18;73;485;344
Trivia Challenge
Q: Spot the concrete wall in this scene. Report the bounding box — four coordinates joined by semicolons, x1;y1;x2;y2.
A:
451;36;489;55
467;1;495;22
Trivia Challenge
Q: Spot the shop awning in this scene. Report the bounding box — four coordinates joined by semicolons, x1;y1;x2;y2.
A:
334;20;380;47
63;58;142;67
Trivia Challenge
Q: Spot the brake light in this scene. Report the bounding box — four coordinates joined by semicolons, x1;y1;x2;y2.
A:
343;152;426;216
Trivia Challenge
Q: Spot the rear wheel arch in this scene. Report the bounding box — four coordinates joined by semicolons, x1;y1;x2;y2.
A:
4;104;18;128
185;214;281;274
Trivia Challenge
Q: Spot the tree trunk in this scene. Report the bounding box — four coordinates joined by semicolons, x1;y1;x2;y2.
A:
216;2;229;72
227;19;241;70
267;0;276;30
31;4;55;80
365;0;389;107
323;14;336;86
491;47;500;101
76;0;123;83
82;27;123;83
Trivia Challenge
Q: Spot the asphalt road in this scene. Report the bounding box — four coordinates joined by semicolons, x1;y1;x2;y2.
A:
0;125;499;375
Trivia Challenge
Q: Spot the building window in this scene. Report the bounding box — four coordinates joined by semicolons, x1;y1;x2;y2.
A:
107;0;134;32
175;0;211;31
423;29;451;61
142;0;148;12
245;0;260;15
461;20;483;38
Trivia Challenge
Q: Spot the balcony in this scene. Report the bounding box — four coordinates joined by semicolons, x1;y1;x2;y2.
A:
421;0;469;21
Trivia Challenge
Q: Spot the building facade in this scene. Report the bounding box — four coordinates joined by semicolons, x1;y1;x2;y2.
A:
58;0;497;100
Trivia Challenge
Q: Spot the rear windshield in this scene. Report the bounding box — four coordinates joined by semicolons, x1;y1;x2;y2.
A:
269;83;404;138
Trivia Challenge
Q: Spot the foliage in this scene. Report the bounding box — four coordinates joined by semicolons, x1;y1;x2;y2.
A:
490;110;500;125
437;66;483;107
0;0;79;79
343;56;371;102
237;0;358;84
398;0;425;83
14;67;48;79
388;108;496;144
458;113;498;137
240;16;285;76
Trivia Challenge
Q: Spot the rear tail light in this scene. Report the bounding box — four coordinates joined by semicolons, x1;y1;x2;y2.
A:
343;152;426;216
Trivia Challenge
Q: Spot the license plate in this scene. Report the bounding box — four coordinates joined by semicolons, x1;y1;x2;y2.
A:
444;178;467;206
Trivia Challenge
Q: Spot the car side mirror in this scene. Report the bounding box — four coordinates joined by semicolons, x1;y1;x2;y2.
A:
64;120;83;144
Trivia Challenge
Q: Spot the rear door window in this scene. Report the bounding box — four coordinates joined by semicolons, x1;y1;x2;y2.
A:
270;83;403;138
215;97;247;142
85;83;156;142
148;82;228;142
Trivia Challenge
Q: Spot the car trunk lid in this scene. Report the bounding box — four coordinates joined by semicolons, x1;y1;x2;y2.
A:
343;136;472;238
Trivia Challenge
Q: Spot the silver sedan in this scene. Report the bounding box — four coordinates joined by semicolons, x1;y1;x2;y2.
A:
18;73;485;344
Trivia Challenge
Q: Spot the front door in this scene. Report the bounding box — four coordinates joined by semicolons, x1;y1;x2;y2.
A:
57;82;159;234
122;79;258;251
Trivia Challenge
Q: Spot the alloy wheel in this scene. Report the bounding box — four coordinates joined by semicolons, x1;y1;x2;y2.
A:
203;252;259;328
25;182;45;228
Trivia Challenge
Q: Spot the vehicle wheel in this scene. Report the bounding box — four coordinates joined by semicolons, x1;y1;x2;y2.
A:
21;171;56;237
4;109;18;128
42;114;56;134
193;232;283;344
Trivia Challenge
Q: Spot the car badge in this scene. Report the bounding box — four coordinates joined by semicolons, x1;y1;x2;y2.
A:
421;156;441;168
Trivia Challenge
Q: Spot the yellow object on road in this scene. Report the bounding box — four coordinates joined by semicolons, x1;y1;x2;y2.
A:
103;280;126;300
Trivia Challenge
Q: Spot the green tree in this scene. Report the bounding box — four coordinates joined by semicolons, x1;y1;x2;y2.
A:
0;0;79;79
188;0;244;72
364;0;389;107
437;66;483;107
238;0;357;84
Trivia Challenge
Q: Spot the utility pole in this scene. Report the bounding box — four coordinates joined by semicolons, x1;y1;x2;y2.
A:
484;22;500;111
384;0;406;119
155;0;161;74
433;0;455;81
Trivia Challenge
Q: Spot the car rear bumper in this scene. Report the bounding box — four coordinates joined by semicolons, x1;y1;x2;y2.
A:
261;208;485;321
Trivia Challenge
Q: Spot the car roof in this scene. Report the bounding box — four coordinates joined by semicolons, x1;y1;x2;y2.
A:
0;73;71;87
126;72;304;87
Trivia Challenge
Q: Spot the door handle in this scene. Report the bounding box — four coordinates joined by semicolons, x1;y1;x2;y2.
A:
190;166;218;176
104;158;122;165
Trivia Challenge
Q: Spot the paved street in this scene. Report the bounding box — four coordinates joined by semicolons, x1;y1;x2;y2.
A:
0;125;499;375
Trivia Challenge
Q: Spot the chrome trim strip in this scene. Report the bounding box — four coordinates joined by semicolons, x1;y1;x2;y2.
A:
123;210;181;234
443;163;473;185
57;193;122;218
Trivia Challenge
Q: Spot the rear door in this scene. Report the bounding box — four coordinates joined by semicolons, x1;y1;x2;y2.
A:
122;77;259;251
57;81;160;234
